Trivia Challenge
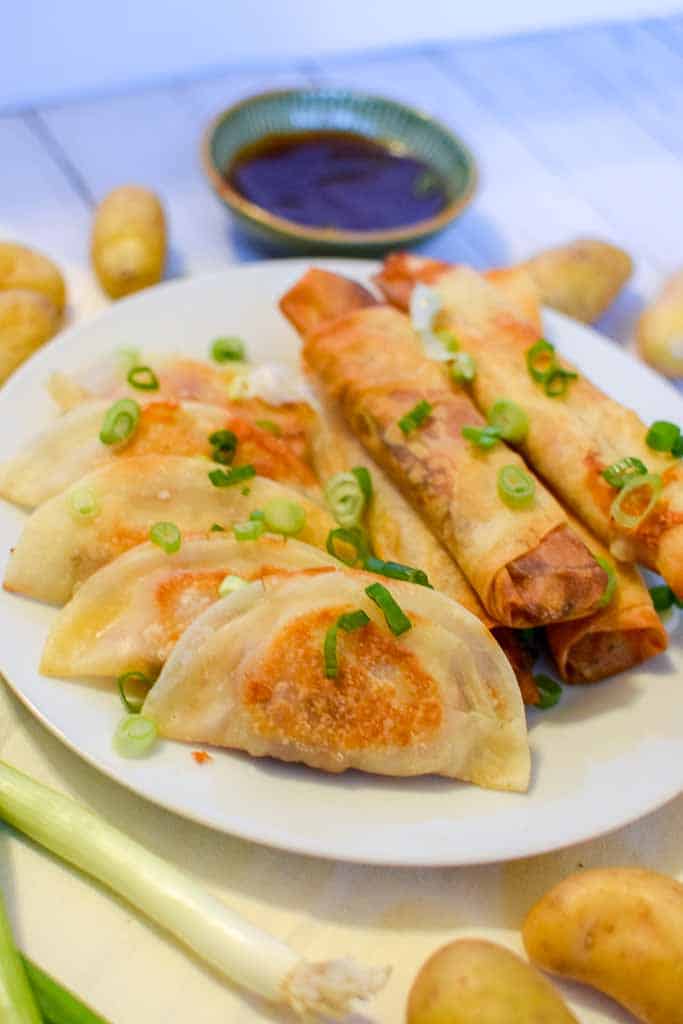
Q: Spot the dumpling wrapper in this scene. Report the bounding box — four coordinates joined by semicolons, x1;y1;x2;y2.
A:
144;570;531;792
41;535;339;679
4;455;334;605
0;399;318;508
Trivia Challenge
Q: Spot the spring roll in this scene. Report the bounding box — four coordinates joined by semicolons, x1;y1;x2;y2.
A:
281;269;607;629
375;255;683;598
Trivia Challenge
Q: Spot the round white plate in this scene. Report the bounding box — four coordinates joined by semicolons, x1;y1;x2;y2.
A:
0;259;681;866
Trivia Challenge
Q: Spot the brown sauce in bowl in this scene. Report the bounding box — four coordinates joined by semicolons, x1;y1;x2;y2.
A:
226;130;449;232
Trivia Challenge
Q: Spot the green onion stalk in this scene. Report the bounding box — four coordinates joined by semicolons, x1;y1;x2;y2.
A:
0;884;42;1023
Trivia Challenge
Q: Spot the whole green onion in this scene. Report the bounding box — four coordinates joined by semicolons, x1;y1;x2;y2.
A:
646;420;681;453
534;674;563;709
324;471;366;528
461;425;502;450
324;609;371;679
326;526;370;567
20;955;110;1024
544;367;578;398
0;885;42;1023
601;457;647;489
233;520;264;541
497;465;535;508
208;465;255;488
117;671;153;714
487;399;529;443
127;365;159;391
526;338;556;382
365;582;412;636
67;486;100;521
113;715;158;758
398;400;433;436
596;556;617;608
210;336;245;363
610;472;662;530
450;351;476;384
149;521;181;555
364;556;432;588
99;398;140;446
262;498;305;536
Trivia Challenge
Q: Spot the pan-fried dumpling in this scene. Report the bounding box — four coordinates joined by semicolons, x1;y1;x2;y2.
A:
144;570;531;792
4;455;334;605
0;399;318;508
41;536;338;679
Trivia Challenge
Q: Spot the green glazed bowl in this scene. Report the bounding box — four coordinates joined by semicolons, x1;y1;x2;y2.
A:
201;88;477;255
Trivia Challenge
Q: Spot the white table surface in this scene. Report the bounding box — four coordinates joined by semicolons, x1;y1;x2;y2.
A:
1;17;683;1023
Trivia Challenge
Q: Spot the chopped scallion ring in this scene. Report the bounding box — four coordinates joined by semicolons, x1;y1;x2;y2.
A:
209;429;238;451
326;526;370;566
114;714;158;757
364;556;432;588
324;609;372;678
450;351;476;384
601;457;648;489
596;556;617;608
534;674;563;709
646;420;681;453
99;398;140;446
434;327;460;351
409;283;442;334
218;574;248;597
324;471;366;528
351;465;373;503
610;472;662;530
398;399;433;435
233;519;264;541
262;498;306;536
127;365;159;390
365;582;412;636
526;339;556;382
462;424;502;450
255;418;281;436
498;465;535;508
227;374;252;400
149;521;181;554
210;336;245;363
67;485;100;520
544;367;578;398
117;671;153;714
487;399;529;443
208;464;256;488
650;584;675;613
209;523;225;532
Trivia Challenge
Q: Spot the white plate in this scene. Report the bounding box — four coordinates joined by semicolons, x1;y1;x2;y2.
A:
0;258;681;867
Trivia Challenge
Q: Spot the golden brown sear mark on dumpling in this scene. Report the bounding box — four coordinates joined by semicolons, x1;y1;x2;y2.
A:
243;606;443;751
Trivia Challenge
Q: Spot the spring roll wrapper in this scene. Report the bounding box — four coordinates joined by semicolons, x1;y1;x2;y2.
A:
375;255;683;598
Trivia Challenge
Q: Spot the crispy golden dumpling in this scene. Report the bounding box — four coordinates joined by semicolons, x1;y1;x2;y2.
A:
144;571;531;792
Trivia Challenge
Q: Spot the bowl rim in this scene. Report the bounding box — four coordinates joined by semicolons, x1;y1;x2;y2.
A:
200;86;478;245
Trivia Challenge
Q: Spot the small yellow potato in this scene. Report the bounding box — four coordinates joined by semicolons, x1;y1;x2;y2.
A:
0;241;66;312
637;269;683;377
406;938;578;1023
521;238;633;323
91;185;166;299
0;289;61;384
523;867;683;1024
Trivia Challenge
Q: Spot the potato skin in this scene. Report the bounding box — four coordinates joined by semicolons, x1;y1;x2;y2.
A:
406;938;578;1023
522;239;633;323
0;289;61;384
523;868;683;1024
0;242;66;312
91;185;166;299
637;269;683;378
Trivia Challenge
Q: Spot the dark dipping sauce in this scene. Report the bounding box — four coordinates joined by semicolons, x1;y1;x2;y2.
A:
227;130;449;232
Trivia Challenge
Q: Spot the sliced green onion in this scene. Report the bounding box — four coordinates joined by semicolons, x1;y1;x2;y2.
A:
0;885;42;1024
209;429;238;451
326;526;370;566
534;674;563;709
646;420;681;453
487;399;529;443
116;347;141;375
210;336;245;363
337;609;371;632
610;472;662;530
208;465;256;488
210;523;225;532
149;521;181;554
249;508;265;521
324;610;371;679
351;466;373;503
601;457;648;489
218;574;248;597
650;584;674;613
324;471;366;528
364;556;432;588
113;715;157;757
241;487;251;496
498;465;536;508
67;485;100;520
398;400;433;435
127;365;159;390
20;955;110;1024
450;351;476;383
365;582;412;636
596;556;617;608
544;367;578;398
233;520;264;541
462;424;502;450
526;338;555;382
672;434;683;458
410;283;441;334
117;671;153;714
99;398;140;446
255;419;281;436
227;374;252;400
262;498;305;536
434;327;459;352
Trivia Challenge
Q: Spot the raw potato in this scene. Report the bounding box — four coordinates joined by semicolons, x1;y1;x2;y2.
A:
0;290;61;385
0;242;66;312
637;269;683;377
521;238;633;323
406;938;578;1023
91;185;166;299
523;867;683;1024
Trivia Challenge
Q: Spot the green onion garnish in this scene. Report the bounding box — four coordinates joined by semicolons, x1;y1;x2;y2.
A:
672;435;683;458
610;472;662;530
646;420;681;453
596;556;617;608
534;674;563;709
114;714;158;757
233;520;264;541
434;327;459;352
398;400;433;435
544;367;578;398
450;351;476;384
209;428;238;464
262;498;306;536
487;399;529;443
324;471;366;528
498;465;536;508
99;398;140;446
117;671;153;714
601;457;648;489
255;418;281;436
210;523;225;532
249;508;265;521
526;339;556;382
324;609;371;679
208;464;256;488
462;424;502;450
210;336;245;363
149;521;181;554
365;582;412;636
218;574;248;597
326;526;371;566
351;466;373;503
67;485;100;520
650;584;674;612
364;556;432;588
127;365;159;390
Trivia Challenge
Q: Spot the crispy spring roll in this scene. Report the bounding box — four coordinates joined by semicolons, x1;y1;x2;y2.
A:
375;255;683;598
281;269;607;629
